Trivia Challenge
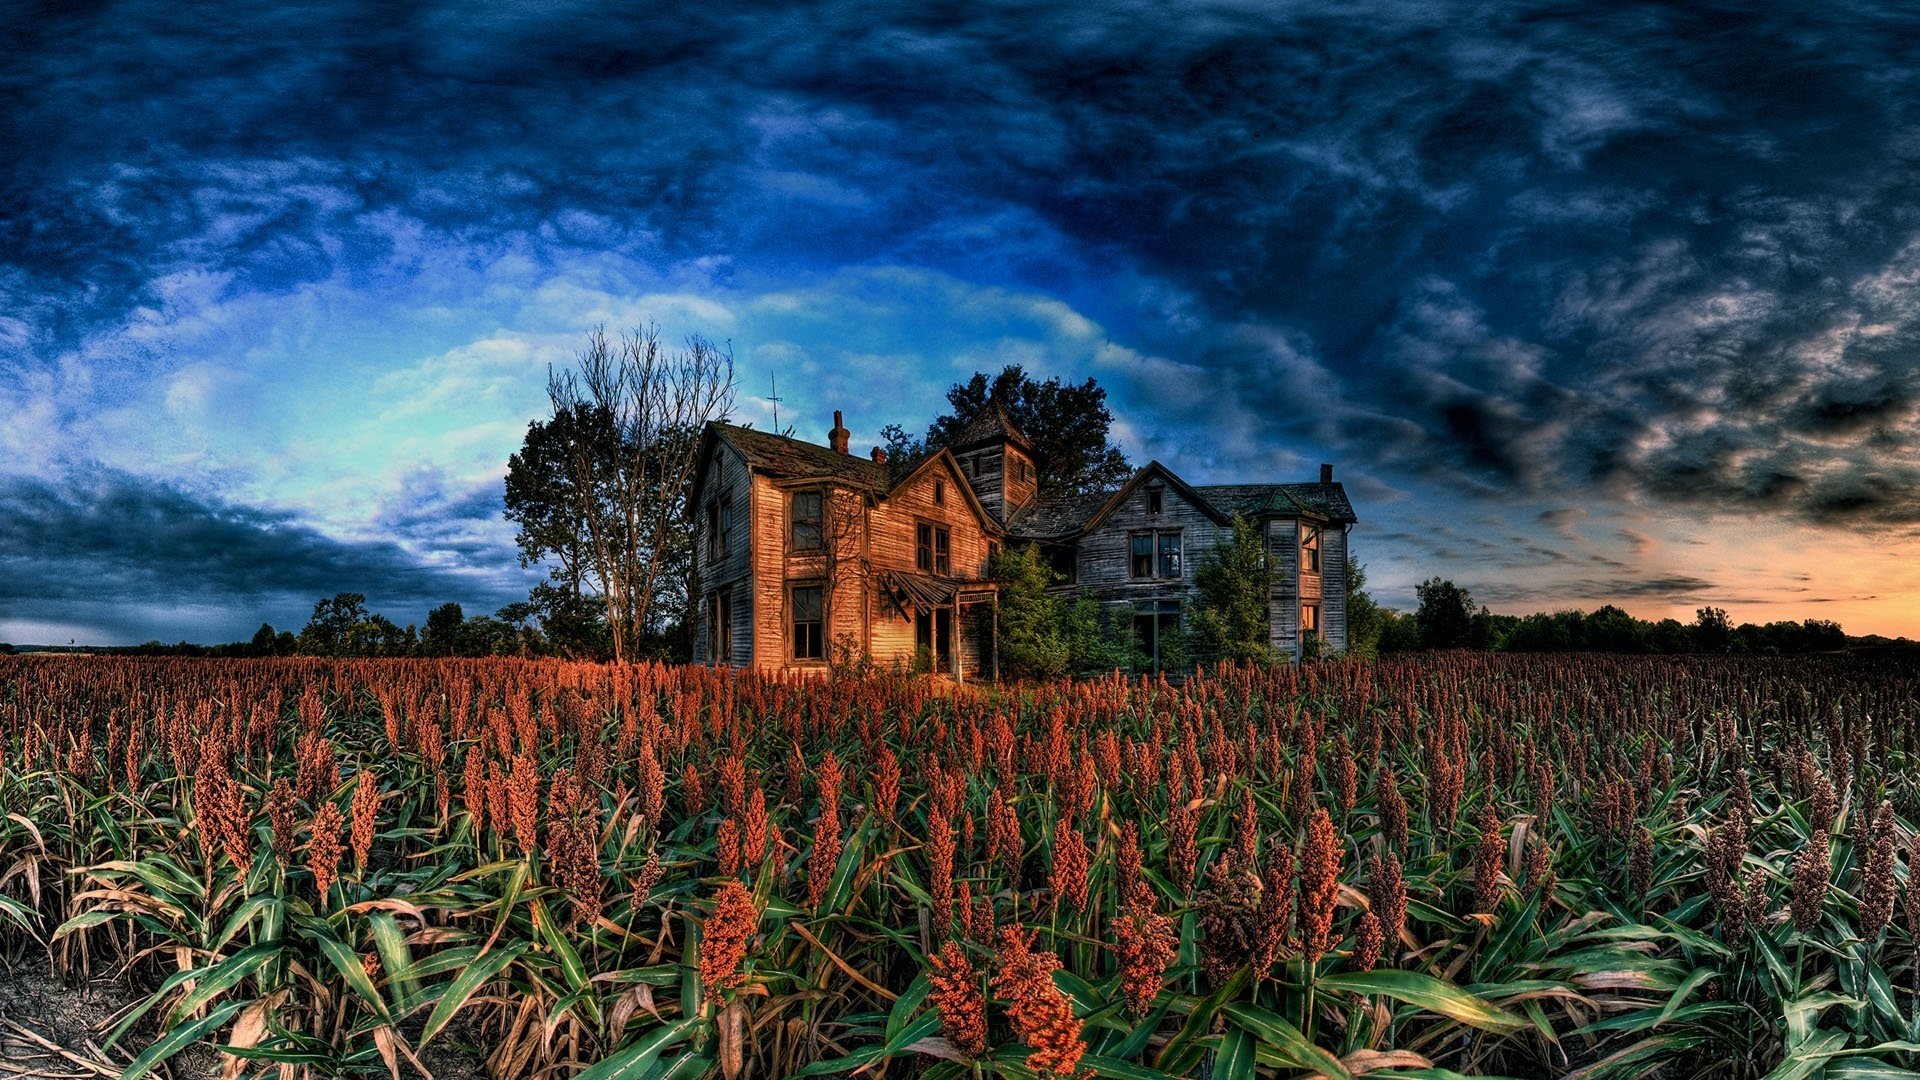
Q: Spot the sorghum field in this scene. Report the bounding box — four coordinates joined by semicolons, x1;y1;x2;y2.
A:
1;654;1917;1080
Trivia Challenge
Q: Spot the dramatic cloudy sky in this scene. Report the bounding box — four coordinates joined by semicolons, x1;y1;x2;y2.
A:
6;0;1920;644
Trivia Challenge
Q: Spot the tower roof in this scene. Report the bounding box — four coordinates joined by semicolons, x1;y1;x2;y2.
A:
948;400;1033;452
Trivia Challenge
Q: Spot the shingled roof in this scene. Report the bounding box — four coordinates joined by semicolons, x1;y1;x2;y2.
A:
709;423;887;490
1277;482;1357;523
948;401;1033;452
1003;490;1111;538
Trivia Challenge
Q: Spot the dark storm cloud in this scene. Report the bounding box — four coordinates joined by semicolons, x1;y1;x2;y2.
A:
8;0;1920;634
0;467;527;640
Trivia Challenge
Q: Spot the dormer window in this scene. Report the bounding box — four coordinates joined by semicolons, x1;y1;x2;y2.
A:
1146;487;1163;515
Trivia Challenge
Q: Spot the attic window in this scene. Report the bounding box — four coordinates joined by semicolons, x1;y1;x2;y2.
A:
1146;488;1163;515
934;480;946;505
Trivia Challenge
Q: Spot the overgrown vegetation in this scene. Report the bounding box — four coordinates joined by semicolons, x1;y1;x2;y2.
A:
2;653;1918;1078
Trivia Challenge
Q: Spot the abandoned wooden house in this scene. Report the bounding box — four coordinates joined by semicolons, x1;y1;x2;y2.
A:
690;405;1357;677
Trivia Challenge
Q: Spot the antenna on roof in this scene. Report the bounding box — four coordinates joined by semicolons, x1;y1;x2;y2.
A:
768;371;784;436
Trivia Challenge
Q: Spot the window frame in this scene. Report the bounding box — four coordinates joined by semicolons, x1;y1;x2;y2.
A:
789;582;825;661
1146;487;1163;515
916;520;952;576
1301;523;1322;574
933;479;946;506
1130;529;1183;580
708;589;733;662
789;488;824;553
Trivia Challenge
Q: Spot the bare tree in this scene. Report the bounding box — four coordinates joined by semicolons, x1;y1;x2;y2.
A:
546;323;735;663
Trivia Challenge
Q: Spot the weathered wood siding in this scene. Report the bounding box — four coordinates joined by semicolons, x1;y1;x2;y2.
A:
1267;515;1300;658
1069;479;1222;611
1323;525;1348;652
694;442;754;666
957;442;1035;519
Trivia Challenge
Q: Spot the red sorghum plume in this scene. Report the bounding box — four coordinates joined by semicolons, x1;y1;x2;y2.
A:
742;787;770;869
630;851;664;903
1628;825;1654;907
716;817;742;876
1199;857;1261;986
1167;803;1198;892
1333;734;1357;818
1297;806;1343;965
638;737;665;829
927;940;989;1059
1791;829;1830;933
545;768;603;927
992;926;1085;1079
873;746;901;823
988;789;1023;885
508;751;540;857
1252;846;1294;978
350;772;380;872
1049;813;1090;914
701;878;760;1003
266;777;300;867
1232;786;1259;871
1368;852;1406;963
1112;888;1178;1017
1524;838;1555;900
1378;768;1408;853
1352;911;1384;972
1859;800;1897;940
308;802;346;899
807;751;844;908
928;800;957;931
193;754;254;870
1472;803;1504;915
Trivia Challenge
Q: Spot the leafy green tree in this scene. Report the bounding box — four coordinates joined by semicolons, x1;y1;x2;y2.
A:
884;364;1133;496
421;602;465;656
1694;606;1733;653
990;545;1068;680
299;593;371;657
1344;560;1385;659
1189;515;1275;664
1414;578;1478;649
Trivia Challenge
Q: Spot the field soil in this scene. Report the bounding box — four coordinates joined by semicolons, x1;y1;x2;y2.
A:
0;964;487;1080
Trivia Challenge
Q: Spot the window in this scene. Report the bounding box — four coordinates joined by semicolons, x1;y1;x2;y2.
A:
1043;544;1076;584
790;490;823;551
1157;532;1182;579
790;584;824;660
1301;524;1321;573
1014;458;1028;483
1301;602;1321;638
933;480;946;506
708;590;733;662
706;490;734;559
1132;600;1182;674
917;522;951;575
1146;487;1163;515
1132;531;1181;579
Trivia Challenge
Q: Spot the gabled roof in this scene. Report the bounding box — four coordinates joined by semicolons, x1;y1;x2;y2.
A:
888;447;1004;535
1278;483;1357;524
705;422;887;490
1005;469;1358;540
949;401;1033;452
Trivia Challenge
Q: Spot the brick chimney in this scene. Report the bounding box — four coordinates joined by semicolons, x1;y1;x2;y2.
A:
1319;463;1333;484
870;446;887;463
828;410;850;454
